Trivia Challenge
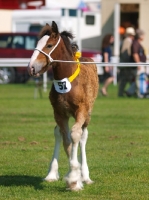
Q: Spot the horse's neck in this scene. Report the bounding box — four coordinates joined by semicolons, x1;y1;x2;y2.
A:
52;48;76;80
52;62;76;80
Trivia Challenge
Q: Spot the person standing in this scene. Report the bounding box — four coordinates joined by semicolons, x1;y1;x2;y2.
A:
118;27;136;97
100;34;114;96
131;29;147;98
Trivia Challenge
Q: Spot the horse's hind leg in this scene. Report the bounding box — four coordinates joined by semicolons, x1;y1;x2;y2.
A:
80;127;93;184
45;125;61;182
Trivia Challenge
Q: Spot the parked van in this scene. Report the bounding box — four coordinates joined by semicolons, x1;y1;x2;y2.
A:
0;32;38;83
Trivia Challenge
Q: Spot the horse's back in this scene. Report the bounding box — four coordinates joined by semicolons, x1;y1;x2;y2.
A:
79;57;99;98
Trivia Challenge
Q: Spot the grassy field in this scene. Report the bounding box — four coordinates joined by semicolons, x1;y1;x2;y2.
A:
0;82;149;200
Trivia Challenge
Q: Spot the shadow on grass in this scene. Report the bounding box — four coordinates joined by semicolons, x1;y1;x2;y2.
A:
0;175;67;192
0;175;43;190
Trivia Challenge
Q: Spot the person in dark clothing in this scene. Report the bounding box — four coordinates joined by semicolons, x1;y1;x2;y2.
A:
130;29;147;98
131;30;146;64
100;34;114;96
118;27;136;97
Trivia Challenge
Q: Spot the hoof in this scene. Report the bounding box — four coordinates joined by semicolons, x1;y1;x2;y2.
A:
84;179;94;185
44;175;59;182
44;178;58;182
44;172;59;182
66;181;83;191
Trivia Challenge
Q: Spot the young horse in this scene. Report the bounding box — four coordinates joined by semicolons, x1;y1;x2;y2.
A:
28;21;99;191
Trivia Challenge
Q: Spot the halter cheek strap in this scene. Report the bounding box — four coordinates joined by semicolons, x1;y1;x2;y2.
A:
35;36;61;62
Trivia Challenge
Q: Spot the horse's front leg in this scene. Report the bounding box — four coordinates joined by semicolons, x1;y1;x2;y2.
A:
65;114;85;191
80;127;93;184
45;125;61;182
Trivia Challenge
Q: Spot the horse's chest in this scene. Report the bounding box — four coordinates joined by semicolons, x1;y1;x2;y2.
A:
50;92;73;116
59;97;70;110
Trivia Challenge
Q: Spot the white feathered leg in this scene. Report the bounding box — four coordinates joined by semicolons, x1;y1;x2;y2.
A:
45;126;61;182
80;127;93;184
65;122;83;191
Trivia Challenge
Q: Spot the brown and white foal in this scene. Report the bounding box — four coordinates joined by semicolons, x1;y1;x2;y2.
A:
28;21;98;191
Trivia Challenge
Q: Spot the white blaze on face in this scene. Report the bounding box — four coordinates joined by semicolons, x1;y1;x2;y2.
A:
29;35;50;67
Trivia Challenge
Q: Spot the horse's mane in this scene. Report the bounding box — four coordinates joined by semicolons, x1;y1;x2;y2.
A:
38;26;75;57
60;31;74;56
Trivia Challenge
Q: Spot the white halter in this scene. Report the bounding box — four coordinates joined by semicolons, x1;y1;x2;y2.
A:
35;36;61;62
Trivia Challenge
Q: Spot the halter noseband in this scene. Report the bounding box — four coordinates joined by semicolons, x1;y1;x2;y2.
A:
35;36;61;62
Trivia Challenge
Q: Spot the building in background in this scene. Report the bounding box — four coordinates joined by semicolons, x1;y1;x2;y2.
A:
101;0;149;56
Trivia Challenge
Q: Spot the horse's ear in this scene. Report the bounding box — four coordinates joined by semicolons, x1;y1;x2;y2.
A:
51;21;59;34
46;23;50;26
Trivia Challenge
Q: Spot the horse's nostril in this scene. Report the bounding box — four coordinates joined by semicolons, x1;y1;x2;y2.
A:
31;67;35;75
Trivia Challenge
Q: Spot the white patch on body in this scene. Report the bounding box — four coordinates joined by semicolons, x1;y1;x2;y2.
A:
29;35;50;67
53;78;72;93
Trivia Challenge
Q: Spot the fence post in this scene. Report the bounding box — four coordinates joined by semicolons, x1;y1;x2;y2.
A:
111;56;119;85
43;71;47;92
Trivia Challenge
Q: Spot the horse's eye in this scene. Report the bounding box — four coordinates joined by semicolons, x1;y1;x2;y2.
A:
47;44;52;48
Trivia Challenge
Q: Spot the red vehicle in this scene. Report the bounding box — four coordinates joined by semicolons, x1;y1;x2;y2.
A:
0;32;38;83
82;48;101;59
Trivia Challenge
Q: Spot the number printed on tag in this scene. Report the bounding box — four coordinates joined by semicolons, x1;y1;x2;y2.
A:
58;81;67;90
53;78;71;93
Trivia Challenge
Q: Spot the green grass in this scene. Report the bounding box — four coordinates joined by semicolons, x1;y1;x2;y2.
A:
0;82;149;200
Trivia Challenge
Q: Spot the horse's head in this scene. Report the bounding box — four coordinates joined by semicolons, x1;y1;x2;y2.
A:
28;21;60;77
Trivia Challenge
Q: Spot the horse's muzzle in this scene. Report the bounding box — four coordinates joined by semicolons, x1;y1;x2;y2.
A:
27;64;35;76
28;65;41;77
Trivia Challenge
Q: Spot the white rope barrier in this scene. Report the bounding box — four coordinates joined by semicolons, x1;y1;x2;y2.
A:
0;58;30;67
52;60;149;67
0;58;148;67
